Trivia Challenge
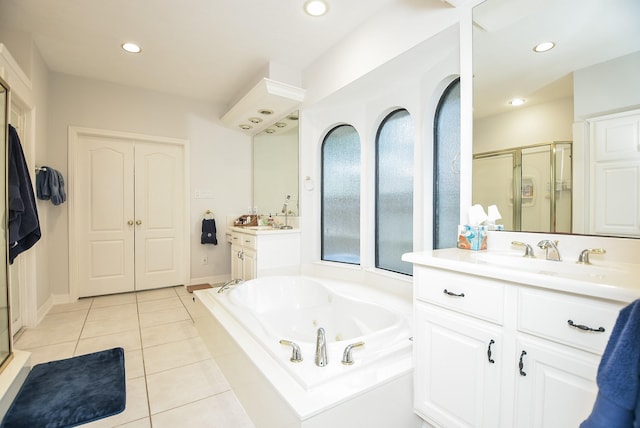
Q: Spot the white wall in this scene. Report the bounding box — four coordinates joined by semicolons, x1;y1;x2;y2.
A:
299;24;461;297
46;73;251;298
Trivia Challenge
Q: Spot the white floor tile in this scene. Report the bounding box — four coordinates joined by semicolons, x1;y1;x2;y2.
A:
125;349;145;380
91;292;137;308
81;314;139;339
142;336;212;375
15;341;77;365
137;296;184;314
138;306;191;328
15;324;83;349
151;392;255;428
48;298;94;314
86;303;138;322
136;288;178;303
80;376;149;427
140;319;198;348
75;329;141;355
146;359;230;414
113;417;151;428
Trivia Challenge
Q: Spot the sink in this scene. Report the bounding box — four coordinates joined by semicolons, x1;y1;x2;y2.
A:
475;252;626;278
245;226;277;230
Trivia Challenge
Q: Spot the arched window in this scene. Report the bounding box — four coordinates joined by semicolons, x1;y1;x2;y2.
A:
375;109;413;275
321;125;361;264
433;78;461;249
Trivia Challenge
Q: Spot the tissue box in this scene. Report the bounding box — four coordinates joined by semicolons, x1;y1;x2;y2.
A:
457;225;487;251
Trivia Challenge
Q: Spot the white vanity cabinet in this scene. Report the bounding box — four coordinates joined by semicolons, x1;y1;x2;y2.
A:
412;265;624;428
229;227;300;281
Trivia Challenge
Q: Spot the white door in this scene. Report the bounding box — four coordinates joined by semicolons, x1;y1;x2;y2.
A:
134;142;184;291
75;131;185;297
77;137;135;297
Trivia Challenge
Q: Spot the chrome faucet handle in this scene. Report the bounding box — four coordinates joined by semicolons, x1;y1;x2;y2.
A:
315;328;328;367
279;340;303;363
577;248;606;265
537;240;561;261
341;341;365;365
511;241;535;257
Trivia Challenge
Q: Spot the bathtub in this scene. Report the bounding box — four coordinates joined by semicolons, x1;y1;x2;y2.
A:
193;275;419;428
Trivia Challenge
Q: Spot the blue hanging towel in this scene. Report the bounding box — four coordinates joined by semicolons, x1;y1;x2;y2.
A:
201;219;217;245
8;125;41;264
581;299;640;428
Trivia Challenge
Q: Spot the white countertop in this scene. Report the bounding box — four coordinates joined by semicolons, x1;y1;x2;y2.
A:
403;248;640;304
229;226;300;236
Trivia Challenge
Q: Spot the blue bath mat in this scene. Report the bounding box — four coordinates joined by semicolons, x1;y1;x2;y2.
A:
1;347;126;428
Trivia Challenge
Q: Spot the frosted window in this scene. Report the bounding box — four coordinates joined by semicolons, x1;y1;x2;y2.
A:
321;125;361;264
434;79;461;249
376;109;413;275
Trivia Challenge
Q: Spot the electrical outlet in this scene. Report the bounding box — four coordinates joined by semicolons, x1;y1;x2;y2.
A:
201;255;208;265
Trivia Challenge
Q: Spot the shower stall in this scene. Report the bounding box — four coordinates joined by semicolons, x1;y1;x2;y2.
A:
472;142;572;233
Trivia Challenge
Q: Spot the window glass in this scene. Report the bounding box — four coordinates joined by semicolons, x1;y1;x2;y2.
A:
321;125;361;264
434;79;461;249
375;109;413;275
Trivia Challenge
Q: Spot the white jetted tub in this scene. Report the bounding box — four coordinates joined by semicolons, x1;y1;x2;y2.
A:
193;275;418;428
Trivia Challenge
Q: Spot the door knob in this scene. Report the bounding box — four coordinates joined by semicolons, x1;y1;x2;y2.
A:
136;220;142;225
127;220;134;225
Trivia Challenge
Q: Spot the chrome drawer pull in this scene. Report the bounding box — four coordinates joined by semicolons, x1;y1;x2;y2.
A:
443;289;465;298
567;320;605;333
487;339;495;364
519;350;527;376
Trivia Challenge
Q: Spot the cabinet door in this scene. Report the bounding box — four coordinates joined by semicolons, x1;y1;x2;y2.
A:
514;336;598;428
415;303;503;428
242;248;256;281
231;244;243;281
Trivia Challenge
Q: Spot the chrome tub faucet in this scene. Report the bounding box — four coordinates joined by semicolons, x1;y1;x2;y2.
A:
315;328;328;367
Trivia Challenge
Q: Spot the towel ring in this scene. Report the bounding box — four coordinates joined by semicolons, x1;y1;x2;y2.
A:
204;210;214;219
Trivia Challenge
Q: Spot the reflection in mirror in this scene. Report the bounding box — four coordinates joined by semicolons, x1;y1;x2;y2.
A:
253;111;299;218
472;0;640;236
0;77;11;370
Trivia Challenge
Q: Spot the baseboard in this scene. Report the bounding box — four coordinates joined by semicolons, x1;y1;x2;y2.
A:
189;274;230;287
36;295;55;326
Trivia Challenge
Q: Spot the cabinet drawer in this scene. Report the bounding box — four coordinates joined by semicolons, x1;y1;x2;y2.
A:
518;288;623;354
239;234;257;249
225;232;233;244
415;268;505;324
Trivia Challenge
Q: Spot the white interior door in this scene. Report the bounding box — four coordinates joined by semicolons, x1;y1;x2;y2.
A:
77;136;135;297
74;129;186;297
134;142;184;291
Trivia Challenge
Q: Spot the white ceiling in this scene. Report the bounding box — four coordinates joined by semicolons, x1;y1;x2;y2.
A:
0;0;401;105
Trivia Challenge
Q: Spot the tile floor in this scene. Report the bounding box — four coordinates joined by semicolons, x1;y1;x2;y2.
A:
14;286;256;428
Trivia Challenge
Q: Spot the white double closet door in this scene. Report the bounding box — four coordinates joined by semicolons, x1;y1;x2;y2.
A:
73;129;186;298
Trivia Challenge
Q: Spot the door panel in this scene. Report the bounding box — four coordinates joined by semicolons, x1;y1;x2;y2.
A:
134;143;184;290
77;137;135;297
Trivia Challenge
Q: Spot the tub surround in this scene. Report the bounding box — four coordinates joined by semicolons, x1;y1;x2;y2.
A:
403;231;640;428
193;276;419;428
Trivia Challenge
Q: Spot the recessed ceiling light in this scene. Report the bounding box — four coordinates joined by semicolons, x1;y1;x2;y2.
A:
239;124;252;130
509;98;526;106
248;117;263;124
274;122;287;128
121;42;141;54
265;129;276;134
533;41;555;53
304;0;328;17
258;109;274;115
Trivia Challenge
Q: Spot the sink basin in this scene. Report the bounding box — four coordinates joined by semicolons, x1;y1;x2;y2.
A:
475;252;626;278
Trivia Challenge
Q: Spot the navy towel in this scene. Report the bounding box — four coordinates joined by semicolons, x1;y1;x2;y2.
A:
36;165;66;205
201;219;217;245
8;125;41;264
581;299;640;428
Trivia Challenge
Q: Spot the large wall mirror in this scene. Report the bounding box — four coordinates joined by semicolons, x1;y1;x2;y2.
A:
253;111;299;217
472;0;640;237
0;76;11;371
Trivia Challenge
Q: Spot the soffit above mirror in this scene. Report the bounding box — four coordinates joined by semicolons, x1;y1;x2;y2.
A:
221;67;305;137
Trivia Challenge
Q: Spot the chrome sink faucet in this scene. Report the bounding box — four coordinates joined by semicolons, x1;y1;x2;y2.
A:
315;328;328;367
537;240;561;261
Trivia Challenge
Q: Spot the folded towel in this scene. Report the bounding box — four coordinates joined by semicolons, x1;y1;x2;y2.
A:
581;299;640;427
55;169;66;204
201;219;217;245
36;167;51;200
